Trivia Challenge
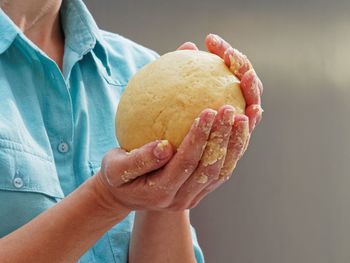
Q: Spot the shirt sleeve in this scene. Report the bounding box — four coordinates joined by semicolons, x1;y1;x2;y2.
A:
190;224;205;262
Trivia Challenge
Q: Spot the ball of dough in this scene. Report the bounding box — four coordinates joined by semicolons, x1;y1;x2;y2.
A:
116;50;245;151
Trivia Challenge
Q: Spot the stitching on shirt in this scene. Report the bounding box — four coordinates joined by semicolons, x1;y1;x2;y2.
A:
0;138;53;163
107;231;121;262
0;187;63;199
88;51;127;87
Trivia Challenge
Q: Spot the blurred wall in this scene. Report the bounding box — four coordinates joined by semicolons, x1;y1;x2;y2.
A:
84;0;350;262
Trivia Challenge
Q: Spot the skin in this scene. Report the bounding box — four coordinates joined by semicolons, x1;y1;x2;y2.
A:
0;0;263;262
0;0;65;69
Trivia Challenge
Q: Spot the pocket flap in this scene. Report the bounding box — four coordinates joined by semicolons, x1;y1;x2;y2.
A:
0;144;64;199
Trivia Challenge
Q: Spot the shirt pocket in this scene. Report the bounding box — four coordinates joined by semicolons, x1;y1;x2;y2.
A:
0;138;64;199
0;139;64;236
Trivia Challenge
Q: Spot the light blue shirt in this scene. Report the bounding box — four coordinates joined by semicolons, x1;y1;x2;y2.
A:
0;0;204;262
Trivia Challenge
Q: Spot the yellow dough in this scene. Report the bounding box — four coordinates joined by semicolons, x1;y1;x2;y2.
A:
116;50;245;151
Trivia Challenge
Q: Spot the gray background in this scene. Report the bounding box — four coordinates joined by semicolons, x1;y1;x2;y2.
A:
84;0;350;262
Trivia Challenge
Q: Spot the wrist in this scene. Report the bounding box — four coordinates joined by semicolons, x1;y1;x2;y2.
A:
88;172;131;221
135;210;190;221
130;210;195;263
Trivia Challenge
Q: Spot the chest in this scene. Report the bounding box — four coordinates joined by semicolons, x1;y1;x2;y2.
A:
0;47;123;235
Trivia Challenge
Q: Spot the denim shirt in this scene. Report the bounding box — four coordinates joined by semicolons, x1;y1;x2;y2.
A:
0;0;204;262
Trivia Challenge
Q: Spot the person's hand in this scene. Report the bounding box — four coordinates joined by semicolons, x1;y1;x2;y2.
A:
95;104;249;211
93;34;262;212
177;34;263;133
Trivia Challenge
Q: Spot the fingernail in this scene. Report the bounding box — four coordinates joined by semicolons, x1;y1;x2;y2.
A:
252;104;263;112
207;109;217;119
203;110;217;126
210;34;220;46
201;110;217;131
153;140;171;159
252;105;263;124
223;108;235;125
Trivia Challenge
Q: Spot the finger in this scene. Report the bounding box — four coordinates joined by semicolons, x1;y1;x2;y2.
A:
173;105;235;202
101;140;174;186
219;115;250;180
245;104;263;133
188;116;250;208
224;47;252;80
154;109;217;188
206;34;252;79
188;180;223;208
177;42;199;51
205;34;263;95
190;115;249;208
205;33;231;59
240;69;262;106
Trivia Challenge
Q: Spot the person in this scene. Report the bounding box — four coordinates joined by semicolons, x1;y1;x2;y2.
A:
0;0;263;262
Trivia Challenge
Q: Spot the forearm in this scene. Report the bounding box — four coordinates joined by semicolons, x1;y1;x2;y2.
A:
0;176;129;263
129;210;196;263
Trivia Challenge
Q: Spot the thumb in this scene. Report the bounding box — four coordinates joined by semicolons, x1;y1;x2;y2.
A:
100;140;174;186
177;41;199;51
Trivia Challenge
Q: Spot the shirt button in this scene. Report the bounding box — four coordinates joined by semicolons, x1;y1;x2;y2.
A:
13;177;24;188
58;141;70;153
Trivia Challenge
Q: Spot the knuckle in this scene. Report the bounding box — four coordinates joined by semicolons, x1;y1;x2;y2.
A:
205;165;222;179
101;154;114;179
178;156;197;172
195;130;209;144
102;148;131;174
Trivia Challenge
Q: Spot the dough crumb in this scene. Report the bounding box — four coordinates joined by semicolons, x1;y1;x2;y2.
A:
121;169;142;183
193;117;200;128
148;180;156;186
196;173;208;184
121;170;133;183
202;141;227;166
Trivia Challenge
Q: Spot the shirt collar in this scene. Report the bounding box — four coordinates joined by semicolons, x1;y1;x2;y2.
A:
0;0;111;75
0;8;20;54
60;0;111;74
